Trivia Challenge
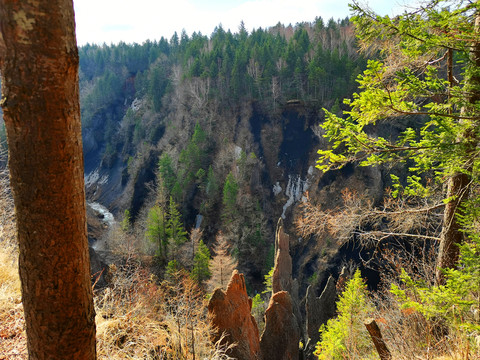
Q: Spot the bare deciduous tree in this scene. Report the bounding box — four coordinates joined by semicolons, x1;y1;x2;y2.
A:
296;189;444;255
207;232;237;292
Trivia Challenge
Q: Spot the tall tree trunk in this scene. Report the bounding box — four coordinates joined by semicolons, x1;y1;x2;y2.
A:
0;1;97;359
436;172;470;283
436;5;480;284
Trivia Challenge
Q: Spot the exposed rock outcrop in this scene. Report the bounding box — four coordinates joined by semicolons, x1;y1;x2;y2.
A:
304;275;337;360
260;291;300;360
272;219;292;294
207;270;261;360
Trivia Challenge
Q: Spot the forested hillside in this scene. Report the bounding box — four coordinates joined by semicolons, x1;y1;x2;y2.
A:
77;17;369;287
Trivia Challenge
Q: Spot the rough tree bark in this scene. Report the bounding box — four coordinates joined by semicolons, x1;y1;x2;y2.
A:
436;172;470;283
0;1;97;359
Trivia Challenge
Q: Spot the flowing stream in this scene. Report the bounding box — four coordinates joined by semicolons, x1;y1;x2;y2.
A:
88;201;115;226
87;201;115;252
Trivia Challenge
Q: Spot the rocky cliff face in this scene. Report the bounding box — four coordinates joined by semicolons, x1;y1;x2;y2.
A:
83;102;321;219
207;271;261;360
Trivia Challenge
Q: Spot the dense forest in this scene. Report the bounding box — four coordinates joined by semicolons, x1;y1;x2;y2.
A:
78;15;362;172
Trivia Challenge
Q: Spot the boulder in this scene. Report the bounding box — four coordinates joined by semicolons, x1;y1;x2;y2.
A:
208;270;261;360
260;291;300;360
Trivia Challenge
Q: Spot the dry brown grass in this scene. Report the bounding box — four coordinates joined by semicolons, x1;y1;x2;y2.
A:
0;148;27;360
95;262;167;359
95;261;233;359
372;300;476;360
0;248;229;359
0;244;229;359
0;245;27;360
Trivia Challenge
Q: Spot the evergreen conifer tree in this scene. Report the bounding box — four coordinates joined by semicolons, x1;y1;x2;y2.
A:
167;197;188;258
222;172;238;221
315;270;374;359
146;204;168;262
191;240;211;284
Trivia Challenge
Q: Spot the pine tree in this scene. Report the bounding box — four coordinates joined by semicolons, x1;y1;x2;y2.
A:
148;64;168;112
121;209;132;233
146;204;168;263
167;197;188;259
191;240;211;284
222;172;238;221
158;153;176;195
315;270;375;360
206;165;219;197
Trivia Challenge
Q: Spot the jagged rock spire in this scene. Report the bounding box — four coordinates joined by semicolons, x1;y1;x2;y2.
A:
272;218;292;294
260;291;300;360
207;270;261;360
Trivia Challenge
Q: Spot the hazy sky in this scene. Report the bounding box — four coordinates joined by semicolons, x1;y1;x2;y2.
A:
73;0;417;45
